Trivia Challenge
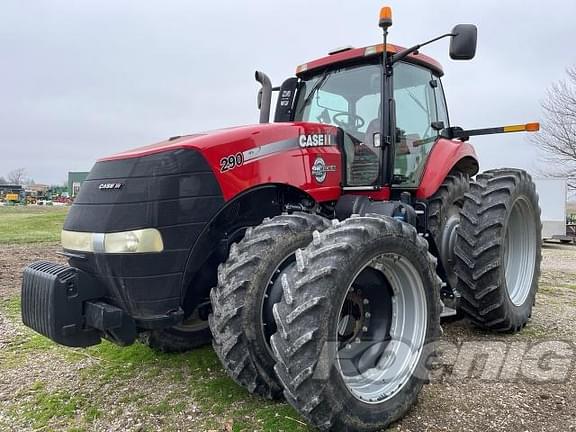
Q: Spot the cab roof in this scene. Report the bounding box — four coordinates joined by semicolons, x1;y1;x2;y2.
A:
296;43;443;77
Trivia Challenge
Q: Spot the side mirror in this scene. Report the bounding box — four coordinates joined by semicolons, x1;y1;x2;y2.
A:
449;24;477;60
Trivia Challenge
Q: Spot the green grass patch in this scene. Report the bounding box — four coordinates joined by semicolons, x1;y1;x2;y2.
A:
251;404;312;431
0;297;90;368
0;296;21;318
0;206;68;244
81;340;312;430
520;323;550;338
143;398;186;416
14;381;99;430
84;340;219;381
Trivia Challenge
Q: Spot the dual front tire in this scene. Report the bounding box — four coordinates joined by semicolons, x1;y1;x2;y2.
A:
209;212;330;398
211;213;442;431
271;216;441;431
210;214;440;430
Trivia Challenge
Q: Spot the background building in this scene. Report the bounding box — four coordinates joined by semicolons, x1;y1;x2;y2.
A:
68;172;89;198
0;184;23;203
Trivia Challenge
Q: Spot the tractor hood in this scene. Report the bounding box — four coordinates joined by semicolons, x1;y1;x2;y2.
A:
101;122;340;162
64;121;343;318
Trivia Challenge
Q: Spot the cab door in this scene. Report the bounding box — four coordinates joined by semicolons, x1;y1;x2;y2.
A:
392;62;442;187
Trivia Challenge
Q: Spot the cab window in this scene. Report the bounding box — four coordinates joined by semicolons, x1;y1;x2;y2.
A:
304;89;348;124
393;62;438;187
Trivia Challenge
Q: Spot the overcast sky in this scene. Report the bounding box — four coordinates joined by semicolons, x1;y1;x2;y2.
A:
1;0;575;185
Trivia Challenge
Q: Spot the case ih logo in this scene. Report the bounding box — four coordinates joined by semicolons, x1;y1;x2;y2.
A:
98;183;124;190
299;133;333;148
311;157;336;183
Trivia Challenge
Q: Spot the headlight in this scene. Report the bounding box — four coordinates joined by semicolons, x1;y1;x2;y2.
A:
61;229;164;254
61;230;93;252
104;229;164;253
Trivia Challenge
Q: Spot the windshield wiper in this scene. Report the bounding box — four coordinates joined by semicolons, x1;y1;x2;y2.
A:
297;70;332;115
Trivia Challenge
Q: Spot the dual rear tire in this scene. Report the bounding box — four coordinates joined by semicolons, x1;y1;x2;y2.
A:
425;169;542;331
455;169;542;331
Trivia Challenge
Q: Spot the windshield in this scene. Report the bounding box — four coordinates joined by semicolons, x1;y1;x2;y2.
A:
294;64;382;142
294;64;382;185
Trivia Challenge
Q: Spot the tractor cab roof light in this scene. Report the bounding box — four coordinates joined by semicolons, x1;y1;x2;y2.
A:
364;45;380;56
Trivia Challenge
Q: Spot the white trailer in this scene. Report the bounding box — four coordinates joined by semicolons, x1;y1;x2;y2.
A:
533;178;567;240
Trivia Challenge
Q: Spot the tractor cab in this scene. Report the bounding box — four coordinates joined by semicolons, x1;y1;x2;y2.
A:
257;16;478;196
292;57;448;188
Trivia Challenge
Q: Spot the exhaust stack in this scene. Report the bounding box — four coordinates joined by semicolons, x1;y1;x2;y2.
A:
255;71;272;124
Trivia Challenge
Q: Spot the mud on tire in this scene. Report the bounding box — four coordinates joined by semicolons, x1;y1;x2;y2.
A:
270;215;441;431
209;212;330;399
455;169;542;331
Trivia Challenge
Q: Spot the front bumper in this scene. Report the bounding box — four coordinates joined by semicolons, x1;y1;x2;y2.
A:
21;261;183;347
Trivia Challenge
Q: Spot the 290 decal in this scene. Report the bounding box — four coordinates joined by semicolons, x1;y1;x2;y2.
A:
220;152;244;172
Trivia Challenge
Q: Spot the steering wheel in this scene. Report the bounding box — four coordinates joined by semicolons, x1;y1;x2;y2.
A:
333;112;365;130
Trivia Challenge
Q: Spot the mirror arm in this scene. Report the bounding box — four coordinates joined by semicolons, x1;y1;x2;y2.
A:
389;33;454;65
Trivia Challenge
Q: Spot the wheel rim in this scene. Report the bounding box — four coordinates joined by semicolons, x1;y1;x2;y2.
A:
336;253;427;403
504;197;537;306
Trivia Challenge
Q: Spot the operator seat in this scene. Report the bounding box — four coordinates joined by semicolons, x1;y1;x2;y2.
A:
365;117;413;155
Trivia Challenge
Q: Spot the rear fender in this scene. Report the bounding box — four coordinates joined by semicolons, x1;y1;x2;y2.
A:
415;138;479;199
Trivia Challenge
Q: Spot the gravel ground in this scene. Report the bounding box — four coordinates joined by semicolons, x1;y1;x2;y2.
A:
0;242;575;431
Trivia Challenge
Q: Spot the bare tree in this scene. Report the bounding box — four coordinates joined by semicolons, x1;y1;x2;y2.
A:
532;66;576;189
6;168;27;185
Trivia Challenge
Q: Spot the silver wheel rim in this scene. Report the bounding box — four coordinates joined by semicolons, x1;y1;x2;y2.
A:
336;253;427;403
504;197;537;306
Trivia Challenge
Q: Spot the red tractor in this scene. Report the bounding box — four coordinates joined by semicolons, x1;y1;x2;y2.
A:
22;6;542;431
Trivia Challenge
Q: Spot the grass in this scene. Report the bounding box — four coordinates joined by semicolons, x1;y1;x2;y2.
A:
0;297;311;431
518;323;550;338
14;381;98;430
0;206;68;244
